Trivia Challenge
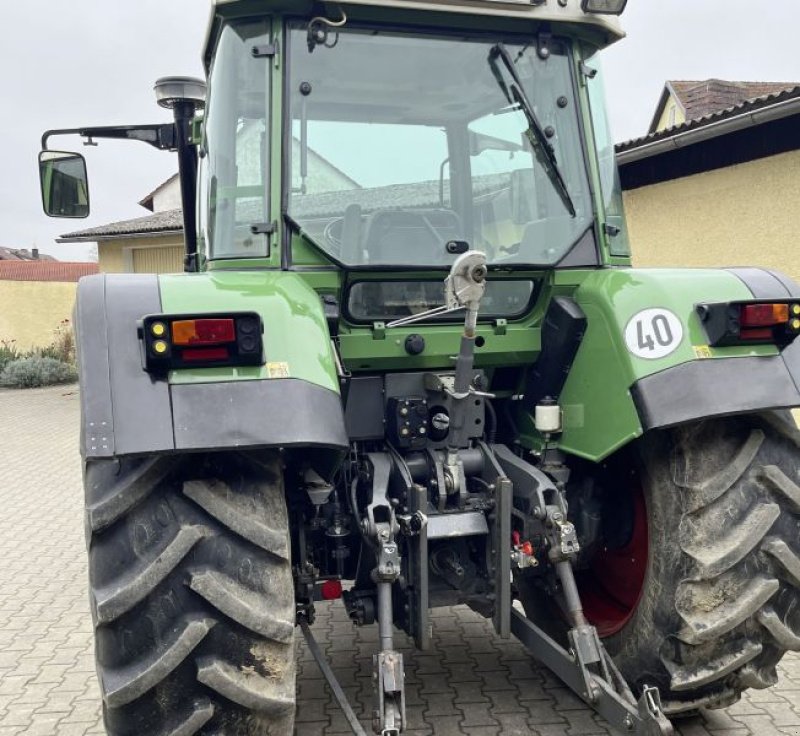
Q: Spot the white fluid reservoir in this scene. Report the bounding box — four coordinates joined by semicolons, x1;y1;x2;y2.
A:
535;402;562;434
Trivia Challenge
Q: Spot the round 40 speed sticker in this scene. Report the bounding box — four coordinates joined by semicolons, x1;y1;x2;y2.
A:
624;308;684;360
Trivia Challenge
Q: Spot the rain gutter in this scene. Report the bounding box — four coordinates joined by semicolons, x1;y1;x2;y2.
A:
616;94;800;165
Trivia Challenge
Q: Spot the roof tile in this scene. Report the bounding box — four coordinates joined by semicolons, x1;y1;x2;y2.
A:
58;209;183;242
618;84;800;154
670;79;799;121
0;262;98;283
0;247;56;261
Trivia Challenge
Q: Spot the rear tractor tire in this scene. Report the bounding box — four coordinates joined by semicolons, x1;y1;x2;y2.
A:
518;411;800;715
84;452;296;736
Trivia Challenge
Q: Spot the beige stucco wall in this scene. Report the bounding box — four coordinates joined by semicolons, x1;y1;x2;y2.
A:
0;281;77;351
624;149;800;283
152;178;182;212
655;98;685;132
99;235;184;273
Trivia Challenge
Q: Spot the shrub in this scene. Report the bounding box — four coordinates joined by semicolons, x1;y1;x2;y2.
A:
0;339;21;373
0;356;77;389
35;319;76;365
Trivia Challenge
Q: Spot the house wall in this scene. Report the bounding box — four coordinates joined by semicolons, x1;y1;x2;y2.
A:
152;178;182;212
99;235;184;274
655;97;686;132
624;149;800;283
0;281;77;350
290;138;360;193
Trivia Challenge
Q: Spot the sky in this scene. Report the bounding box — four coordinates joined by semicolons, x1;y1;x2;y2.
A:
1;0;798;262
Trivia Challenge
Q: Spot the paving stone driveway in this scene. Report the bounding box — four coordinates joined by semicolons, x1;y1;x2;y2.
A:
0;386;798;735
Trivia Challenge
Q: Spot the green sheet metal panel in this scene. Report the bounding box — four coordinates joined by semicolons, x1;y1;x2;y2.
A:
556;268;776;460
159;270;339;392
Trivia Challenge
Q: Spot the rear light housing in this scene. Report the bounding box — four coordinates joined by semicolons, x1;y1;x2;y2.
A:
139;312;264;373
697;300;800;347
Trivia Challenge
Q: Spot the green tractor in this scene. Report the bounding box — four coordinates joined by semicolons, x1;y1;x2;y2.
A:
39;1;800;734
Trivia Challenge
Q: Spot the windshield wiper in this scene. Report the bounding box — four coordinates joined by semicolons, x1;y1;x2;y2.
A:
488;43;576;217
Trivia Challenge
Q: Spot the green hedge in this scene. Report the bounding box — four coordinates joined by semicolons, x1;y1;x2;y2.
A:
0;321;77;388
0;357;78;389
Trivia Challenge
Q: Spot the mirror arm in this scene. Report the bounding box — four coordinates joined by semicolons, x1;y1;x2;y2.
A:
42;119;199;273
41;124;177;152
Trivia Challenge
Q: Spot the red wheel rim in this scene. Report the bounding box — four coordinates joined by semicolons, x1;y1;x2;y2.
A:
578;479;648;637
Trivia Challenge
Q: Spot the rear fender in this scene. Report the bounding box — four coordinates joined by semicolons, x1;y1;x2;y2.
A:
553;268;800;462
74;272;346;470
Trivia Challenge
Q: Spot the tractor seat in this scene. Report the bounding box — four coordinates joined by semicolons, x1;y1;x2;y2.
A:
361;208;463;266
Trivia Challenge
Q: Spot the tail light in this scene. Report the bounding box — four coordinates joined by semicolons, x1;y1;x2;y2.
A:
697;301;800;347
140;312;264;373
172;318;236;346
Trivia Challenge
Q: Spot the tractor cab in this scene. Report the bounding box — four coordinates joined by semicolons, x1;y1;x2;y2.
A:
201;0;630;277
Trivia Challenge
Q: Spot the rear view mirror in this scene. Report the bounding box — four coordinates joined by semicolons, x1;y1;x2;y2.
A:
39;150;90;218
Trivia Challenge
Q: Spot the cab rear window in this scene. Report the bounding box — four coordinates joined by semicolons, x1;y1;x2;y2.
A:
346;280;537;323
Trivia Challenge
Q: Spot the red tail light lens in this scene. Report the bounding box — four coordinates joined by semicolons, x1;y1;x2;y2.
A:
182;347;230;362
738;327;775;342
172;318;236;346
740;303;790;328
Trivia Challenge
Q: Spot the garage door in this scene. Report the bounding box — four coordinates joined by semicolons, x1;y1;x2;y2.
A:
131;246;184;274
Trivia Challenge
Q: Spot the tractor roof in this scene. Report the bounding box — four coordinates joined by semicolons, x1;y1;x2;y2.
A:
204;0;624;67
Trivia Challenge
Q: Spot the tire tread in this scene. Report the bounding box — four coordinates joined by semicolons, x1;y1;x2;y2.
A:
196;656;295;713
681;502;779;578
102;616;216;708
183;479;290;559
95;525;212;624
88;453;296;735
665;640;761;691
189;568;294;642
674;428;763;513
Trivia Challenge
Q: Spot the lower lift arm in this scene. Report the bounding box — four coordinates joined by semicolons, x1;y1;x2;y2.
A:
504;458;674;736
